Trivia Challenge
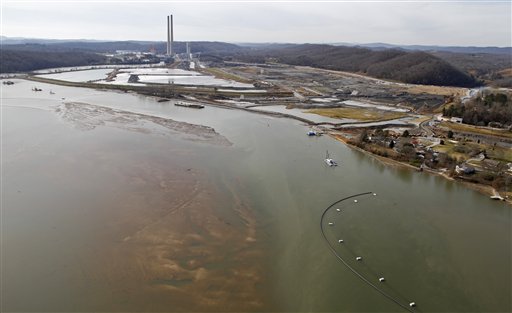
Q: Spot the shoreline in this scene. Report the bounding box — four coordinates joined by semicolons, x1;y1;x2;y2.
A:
329;133;511;206
16;77;510;205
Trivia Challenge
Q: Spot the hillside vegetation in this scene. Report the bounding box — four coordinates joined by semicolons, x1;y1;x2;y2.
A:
432;51;512;87
443;90;512;128
230;44;479;87
2;41;243;55
2;40;506;88
1;41;243;73
1;50;107;73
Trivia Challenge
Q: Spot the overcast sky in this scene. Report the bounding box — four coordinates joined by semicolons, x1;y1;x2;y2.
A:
1;0;511;47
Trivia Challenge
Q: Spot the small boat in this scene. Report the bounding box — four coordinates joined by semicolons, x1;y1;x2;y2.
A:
490;195;504;201
32;87;42;91
325;150;338;167
356;257;362;261
175;102;204;109
157;98;170;102
307;130;317;136
49;90;55;94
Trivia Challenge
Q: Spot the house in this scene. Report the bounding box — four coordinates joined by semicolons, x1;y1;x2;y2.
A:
455;164;475;175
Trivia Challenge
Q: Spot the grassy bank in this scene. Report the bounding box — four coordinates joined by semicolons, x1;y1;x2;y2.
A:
330;132;511;205
199;68;253;84
435;140;512;163
440;121;512;140
306;107;407;121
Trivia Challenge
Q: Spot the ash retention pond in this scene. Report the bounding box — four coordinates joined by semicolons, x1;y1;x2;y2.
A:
1;76;510;312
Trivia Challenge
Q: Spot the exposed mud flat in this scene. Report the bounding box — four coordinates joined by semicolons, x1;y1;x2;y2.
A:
56;102;232;146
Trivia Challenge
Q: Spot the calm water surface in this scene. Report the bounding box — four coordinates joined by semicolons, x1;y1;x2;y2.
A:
1;77;510;312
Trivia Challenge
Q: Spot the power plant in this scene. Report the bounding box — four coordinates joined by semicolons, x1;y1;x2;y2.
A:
166;15;174;56
186;42;191;60
164;15;194;64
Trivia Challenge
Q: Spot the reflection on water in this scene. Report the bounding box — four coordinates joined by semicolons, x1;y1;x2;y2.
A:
1;78;510;312
396;165;414;183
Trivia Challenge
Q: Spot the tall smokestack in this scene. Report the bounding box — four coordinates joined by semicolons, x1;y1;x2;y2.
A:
170;15;174;56
166;16;171;55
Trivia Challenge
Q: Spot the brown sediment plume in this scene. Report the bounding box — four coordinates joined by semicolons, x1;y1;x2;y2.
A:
76;164;265;311
54;102;266;310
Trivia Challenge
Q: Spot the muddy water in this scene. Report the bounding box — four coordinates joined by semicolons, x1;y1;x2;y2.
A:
1;78;510;312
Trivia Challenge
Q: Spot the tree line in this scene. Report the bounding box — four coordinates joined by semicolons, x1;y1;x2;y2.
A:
443;91;512;127
1;49;107;73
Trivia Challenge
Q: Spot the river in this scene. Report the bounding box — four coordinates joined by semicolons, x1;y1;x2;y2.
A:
1;77;510;312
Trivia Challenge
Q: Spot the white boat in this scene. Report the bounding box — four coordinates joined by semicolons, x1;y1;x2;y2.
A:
325;150;338;166
307;130;317;136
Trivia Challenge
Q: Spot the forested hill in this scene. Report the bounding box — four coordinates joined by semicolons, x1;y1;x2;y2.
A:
230;44;479;87
1;50;107;73
0;41;243;73
1;39;498;87
1;41;243;54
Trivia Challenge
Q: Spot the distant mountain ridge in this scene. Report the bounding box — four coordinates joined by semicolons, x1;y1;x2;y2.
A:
329;42;512;55
1;36;109;45
234;41;511;55
1;40;243;55
0;40;244;73
4;36;510;54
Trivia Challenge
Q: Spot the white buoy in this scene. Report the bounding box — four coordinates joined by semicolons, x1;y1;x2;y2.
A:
336;208;341;212
409;302;416;307
356;256;362;261
379;277;385;282
338;239;344;243
328;222;334;226
354;200;358;203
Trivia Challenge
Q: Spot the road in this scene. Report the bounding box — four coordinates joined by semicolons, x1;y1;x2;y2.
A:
419;115;435;137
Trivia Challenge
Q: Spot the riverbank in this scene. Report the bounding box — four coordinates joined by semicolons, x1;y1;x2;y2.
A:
14;74;511;205
330;133;511;205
